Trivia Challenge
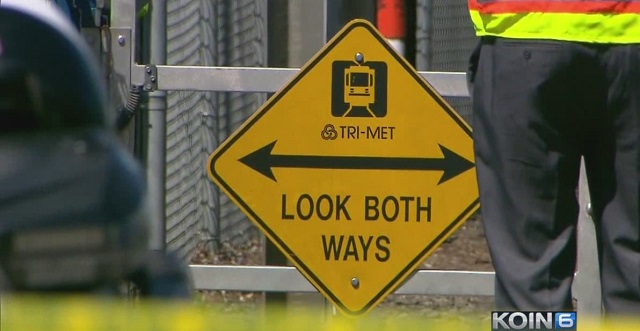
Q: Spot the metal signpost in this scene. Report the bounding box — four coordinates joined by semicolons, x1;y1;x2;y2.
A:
207;20;479;316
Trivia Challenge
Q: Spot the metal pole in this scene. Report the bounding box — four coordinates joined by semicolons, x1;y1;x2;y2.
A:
110;0;136;149
415;0;432;71
266;0;289;307
324;0;341;42
325;0;377;41
147;0;167;252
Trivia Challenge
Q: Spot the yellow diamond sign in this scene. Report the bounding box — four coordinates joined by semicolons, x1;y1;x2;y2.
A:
207;20;479;316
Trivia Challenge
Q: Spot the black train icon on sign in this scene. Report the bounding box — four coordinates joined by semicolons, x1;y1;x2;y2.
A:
331;60;387;117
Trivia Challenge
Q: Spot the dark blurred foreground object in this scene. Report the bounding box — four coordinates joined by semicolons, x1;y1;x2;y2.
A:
0;0;190;298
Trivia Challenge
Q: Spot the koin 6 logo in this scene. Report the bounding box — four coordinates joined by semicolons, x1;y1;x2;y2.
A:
491;311;576;330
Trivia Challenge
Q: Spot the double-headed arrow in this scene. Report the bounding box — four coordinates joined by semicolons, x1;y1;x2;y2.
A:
239;141;474;184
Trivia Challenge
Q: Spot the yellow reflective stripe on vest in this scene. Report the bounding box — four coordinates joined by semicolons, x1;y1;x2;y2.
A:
470;10;640;43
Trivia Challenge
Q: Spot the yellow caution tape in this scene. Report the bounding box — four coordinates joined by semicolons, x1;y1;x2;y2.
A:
1;294;639;331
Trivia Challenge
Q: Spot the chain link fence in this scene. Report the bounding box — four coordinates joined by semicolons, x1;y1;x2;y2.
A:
165;0;267;261
416;0;477;124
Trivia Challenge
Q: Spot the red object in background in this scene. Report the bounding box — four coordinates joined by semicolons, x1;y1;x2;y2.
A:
377;0;405;39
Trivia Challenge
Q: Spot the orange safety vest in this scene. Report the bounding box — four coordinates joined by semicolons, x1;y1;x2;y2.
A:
469;0;640;43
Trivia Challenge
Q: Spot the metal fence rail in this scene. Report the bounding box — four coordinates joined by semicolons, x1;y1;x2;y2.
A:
133;65;469;96
190;265;495;296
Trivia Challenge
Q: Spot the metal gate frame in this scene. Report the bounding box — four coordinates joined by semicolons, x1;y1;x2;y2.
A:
110;0;602;317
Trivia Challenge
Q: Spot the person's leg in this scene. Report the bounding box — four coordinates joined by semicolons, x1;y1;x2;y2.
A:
589;44;640;314
472;38;596;310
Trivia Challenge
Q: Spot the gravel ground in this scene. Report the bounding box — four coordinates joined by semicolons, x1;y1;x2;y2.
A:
191;212;495;318
376;212;495;319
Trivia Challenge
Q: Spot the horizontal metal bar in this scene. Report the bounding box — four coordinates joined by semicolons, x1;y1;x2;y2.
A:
398;269;494;296
188;265;494;296
133;65;469;97
423;71;469;98
190;265;316;293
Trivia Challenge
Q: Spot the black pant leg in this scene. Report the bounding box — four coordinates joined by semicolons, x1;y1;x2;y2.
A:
587;44;640;314
472;38;587;310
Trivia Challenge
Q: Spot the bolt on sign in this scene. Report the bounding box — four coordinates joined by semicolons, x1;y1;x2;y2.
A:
207;19;479;316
